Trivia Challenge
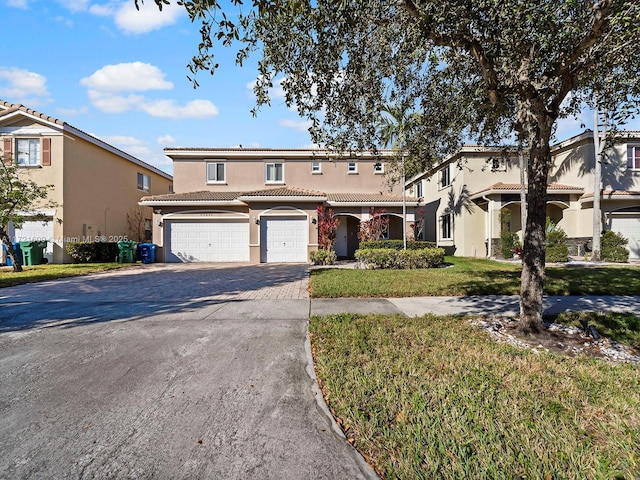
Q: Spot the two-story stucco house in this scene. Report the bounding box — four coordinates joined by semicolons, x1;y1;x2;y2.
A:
140;148;418;263
0;100;173;263
407;131;640;259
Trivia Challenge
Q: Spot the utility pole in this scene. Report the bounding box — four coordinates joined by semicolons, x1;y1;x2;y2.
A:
592;107;606;262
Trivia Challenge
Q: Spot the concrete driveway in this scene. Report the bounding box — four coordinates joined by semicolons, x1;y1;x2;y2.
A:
0;264;377;480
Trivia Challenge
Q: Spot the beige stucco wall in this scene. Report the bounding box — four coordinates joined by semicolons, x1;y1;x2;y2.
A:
173;156;402;195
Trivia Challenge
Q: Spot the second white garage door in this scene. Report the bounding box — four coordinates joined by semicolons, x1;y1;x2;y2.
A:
609;215;640;259
261;216;308;263
166;220;249;262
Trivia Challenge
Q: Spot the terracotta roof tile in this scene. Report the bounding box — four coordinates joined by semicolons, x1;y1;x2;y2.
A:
327;192;418;203
473;182;584;196
580;189;640;199
140;191;244;202
240;186;326;197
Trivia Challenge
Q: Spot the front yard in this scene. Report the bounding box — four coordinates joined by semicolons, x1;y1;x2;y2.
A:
310;313;640;479
0;263;127;288
309;256;640;297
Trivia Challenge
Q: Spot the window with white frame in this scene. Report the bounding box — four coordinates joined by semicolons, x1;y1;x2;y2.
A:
627;145;640;170
311;161;322;174
206;162;226;183
441;213;453;240
415;181;423;198
374;162;384;174
488;157;507;171
265;162;284;183
347;161;358;173
16;138;41;166
137;172;151;192
439;164;451;188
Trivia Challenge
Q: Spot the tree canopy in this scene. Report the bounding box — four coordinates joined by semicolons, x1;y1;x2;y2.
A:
140;0;640;330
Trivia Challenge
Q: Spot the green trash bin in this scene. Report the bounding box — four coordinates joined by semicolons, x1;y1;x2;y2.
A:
117;240;138;263
19;241;47;266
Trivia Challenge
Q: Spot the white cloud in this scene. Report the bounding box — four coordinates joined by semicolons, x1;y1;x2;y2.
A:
54;15;74;27
157;134;176;145
0;67;50;105
88;3;114;16
56;0;89;12
56;105;89;116
279;118;313;132
6;0;28;8
81;62;173;93
140;99;219;119
87;90;145;113
114;0;184;34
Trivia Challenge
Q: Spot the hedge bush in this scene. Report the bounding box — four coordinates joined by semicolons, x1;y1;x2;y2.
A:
355;247;445;269
500;231;520;259
359;240;437;250
545;220;568;263
601;230;629;263
66;242;119;263
310;249;338;265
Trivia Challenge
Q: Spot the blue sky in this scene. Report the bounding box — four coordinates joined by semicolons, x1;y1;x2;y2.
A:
0;0;624;176
0;0;314;174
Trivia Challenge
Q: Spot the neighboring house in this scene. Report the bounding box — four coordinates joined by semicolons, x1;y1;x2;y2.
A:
0;100;173;264
407;131;640;259
140;148;418;263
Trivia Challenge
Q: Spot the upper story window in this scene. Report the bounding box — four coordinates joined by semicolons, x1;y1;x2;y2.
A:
137;172;150;192
488;157;507;171
415;181;423;198
265;162;284;183
627;145;640;170
311;162;322;174
16;138;41;166
439;164;451;188
347;161;358;174
374;162;384;174
207;162;226;183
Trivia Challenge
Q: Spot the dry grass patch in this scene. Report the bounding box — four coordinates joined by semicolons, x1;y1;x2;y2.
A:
310;314;640;479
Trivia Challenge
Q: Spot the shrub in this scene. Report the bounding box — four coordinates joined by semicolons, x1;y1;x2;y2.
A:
601;230;629;263
355;247;445;269
310;249;337;265
545;218;568;263
500;231;520;259
66;242;119;263
359;240;437;250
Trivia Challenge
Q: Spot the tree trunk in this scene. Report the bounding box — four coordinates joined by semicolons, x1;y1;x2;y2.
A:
518;123;552;334
0;228;23;272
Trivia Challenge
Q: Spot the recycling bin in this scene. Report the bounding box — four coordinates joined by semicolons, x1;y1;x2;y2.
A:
3;242;23;266
19;241;47;266
137;243;156;264
117;240;138;263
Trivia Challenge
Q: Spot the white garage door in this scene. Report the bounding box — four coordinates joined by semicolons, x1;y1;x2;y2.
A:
609;216;640;259
166;220;249;263
261;216;308;263
14;219;54;263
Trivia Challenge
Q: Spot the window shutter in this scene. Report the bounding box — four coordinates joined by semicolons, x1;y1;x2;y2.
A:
3;137;12;165
42;138;51;166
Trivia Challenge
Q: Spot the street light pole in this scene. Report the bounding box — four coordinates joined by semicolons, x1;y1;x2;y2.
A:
402;153;407;250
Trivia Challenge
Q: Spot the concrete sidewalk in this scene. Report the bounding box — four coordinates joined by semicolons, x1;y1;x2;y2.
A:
311;295;640;317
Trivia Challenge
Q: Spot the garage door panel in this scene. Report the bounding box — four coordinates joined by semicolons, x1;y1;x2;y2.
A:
609;216;640;259
261;217;308;263
167;220;249;263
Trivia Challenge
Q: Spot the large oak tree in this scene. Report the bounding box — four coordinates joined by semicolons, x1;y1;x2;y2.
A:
140;0;640;332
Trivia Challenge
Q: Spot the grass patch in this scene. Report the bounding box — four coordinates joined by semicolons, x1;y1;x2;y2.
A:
551;311;640;349
0;263;128;288
310;257;640;297
310;313;640;479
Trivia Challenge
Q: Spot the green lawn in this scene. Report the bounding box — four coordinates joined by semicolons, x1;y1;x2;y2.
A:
0;263;129;288
310;313;640;479
310;256;640;297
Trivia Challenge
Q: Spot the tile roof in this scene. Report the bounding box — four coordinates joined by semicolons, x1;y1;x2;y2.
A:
580;189;640;200
140;191;244;202
327;192;418;203
472;182;584;196
240;186;326;197
0;100;64;125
